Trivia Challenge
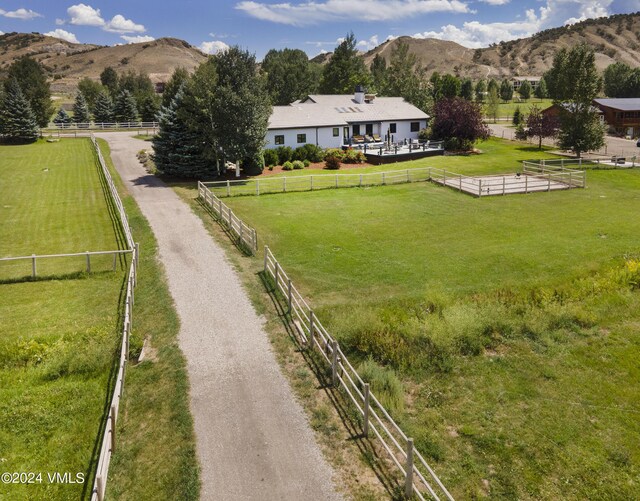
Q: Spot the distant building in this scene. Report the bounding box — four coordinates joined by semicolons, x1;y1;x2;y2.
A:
265;86;429;149
593;98;640;137
541;102;604;121
512;76;541;91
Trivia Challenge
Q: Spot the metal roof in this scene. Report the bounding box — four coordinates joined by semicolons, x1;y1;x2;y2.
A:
594;98;640;111
268;95;429;130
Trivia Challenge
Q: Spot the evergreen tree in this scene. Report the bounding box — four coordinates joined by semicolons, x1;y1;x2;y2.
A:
429;72;442;102
72;92;91;125
518;80;531;100
0;79;39;142
262;49;317;105
93;91;114;123
487;78;499;95
6;56;53;127
77;77;105;109
211;46;271;174
100;66;119;95
534;77;548;99
460;78;474;100
319;33;371;94
512;106;522;126
383;41;419;98
53;107;71;125
499;79;513;102
152;88;209;178
114;90;139;123
370;53;387;93
139;94;160;122
162;67;189;108
475;80;486;103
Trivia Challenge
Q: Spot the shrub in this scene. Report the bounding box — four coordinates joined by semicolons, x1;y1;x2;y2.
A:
343;149;366;164
282;161;294;171
324;154;341;170
418;127;431;141
275;146;293;165
303;159;310;168
324;148;345;161
301;143;325;162
292;146;306;162
263;148;279;167
292;160;304;170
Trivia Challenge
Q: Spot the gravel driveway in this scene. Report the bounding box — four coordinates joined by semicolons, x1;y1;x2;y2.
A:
97;132;342;501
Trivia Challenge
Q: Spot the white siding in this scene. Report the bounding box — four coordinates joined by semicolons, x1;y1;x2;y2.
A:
265;126;343;149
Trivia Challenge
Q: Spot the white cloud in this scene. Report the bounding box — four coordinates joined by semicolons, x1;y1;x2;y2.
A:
68;3;104;26
357;35;380;51
199;40;230;54
0;31;4;35
236;0;471;26
121;35;155;44
1;8;43;20
414;0;616;48
45;29;80;43
480;0;510;4
55;18;65;25
105;14;145;33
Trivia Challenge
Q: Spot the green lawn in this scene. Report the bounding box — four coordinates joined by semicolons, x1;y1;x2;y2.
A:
0;139;126;500
484;98;554;118
215;138;640;499
0;138;126;279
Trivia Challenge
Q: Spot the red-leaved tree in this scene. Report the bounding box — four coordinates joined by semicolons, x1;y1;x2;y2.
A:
431;97;490;151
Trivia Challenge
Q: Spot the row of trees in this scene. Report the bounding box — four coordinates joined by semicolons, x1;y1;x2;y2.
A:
152;47;271;178
603;62;640;98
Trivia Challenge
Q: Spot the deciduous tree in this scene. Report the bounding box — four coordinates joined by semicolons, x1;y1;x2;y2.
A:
320;33;371;94
370;53;387;93
460;78;474;101
525;104;559;149
518;80;531;100
262;48;317;105
440;74;460;99
499;79;513;102
430;97;489;151
534;77;548;99
77;77;105;109
475;80;486;103
100;66;119;96
162;67;189;108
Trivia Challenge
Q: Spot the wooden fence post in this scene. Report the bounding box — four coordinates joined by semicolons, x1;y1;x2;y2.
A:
96;475;104;501
363;383;370;437
405;438;414;498
264;246;268;273
274;261;280;292
256;180;260;196
331;340;339;386
32;254;36;278
287;279;292;313
110;404;117;451
308;310;314;350
226;180;231;197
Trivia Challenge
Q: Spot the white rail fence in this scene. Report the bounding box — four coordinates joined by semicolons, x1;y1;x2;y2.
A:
203;167;435;198
197;181;258;254
522;161;587;188
88;134;138;501
47;121;158;130
263;246;454;501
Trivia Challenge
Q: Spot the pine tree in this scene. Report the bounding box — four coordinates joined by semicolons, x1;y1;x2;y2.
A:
162;67;189;108
534;78;548;99
475;80;486;103
460;78;474;101
1;79;39;142
114;90;138;123
370;53;387;93
138;94;160;122
499;79;514;102
93;91;114;124
152;89;209;178
512;106;522;126
53;107;71;125
6;57;53;127
519;80;531;100
319;33;371;94
73;92;91;125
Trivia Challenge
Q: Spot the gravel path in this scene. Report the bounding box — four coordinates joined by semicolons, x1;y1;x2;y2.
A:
97;132;342;501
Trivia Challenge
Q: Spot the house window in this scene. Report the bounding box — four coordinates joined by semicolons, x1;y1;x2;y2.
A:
352;124;361;135
410;122;420;132
297;133;306;144
389;123;397;134
274;135;284;145
333;127;339;137
365;124;373;135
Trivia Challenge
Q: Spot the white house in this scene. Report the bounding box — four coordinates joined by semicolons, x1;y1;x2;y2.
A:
265;86;430;149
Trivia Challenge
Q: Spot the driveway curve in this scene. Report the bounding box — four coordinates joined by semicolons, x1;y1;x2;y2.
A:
97;132;342;501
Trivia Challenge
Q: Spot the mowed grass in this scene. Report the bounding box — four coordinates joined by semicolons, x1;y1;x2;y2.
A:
0;139;126;500
0;139;126;279
217;138;640;499
484;98;554;118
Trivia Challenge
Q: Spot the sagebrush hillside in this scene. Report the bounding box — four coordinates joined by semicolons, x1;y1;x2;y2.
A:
0;33;208;93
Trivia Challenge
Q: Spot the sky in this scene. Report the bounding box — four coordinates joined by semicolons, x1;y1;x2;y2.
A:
0;1;639;59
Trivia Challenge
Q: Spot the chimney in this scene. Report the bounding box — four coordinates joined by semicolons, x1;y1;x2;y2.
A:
354;84;365;104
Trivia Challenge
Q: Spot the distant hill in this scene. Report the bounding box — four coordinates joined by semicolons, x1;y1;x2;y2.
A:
334;12;640;79
0;32;208;93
